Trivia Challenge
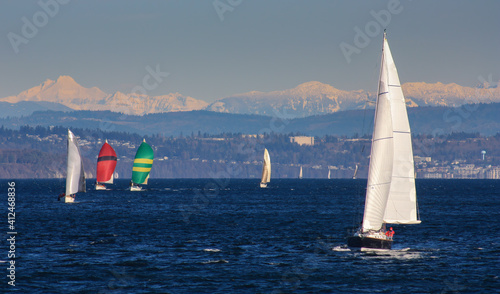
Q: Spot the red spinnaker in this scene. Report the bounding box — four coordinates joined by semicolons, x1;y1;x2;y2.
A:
96;141;117;183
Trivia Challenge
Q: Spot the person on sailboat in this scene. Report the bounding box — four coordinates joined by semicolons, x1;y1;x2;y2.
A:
386;227;395;238
58;193;65;201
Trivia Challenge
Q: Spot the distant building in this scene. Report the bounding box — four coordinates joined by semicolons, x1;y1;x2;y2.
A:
290;136;314;146
414;156;431;163
486;167;500;179
199;138;226;141
241;134;264;138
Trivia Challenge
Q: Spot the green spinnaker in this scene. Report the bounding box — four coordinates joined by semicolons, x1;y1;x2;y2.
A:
131;140;154;185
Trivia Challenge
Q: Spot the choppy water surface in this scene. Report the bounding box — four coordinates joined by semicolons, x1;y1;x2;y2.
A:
2;179;499;293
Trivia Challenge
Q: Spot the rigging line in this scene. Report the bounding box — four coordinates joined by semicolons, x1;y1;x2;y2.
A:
368;181;391;187
392;176;415;179
373;136;393;142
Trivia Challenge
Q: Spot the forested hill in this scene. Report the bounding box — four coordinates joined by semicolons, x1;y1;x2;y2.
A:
1;102;500;137
0;125;499;179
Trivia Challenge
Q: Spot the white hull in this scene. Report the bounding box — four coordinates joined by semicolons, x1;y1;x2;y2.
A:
130;185;142;191
260;182;267;188
95;184;107;190
63;195;75;203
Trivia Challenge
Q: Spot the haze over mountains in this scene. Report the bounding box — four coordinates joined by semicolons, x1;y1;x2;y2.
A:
1;75;499;118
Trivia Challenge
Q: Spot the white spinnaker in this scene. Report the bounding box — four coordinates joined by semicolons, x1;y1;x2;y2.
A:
66;130;86;195
261;149;271;184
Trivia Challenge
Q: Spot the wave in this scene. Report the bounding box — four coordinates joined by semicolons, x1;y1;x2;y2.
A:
203;248;221;252
201;259;228;264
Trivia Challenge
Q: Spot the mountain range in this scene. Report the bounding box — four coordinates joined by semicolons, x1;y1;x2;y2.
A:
0;76;208;116
1;75;499;118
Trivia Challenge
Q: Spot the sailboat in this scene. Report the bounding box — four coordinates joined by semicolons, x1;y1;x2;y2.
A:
299;166;303;179
352;164;359;180
260;148;271;188
347;32;420;250
95;140;117;190
327;169;331;179
60;129;86;203
130;139;154;191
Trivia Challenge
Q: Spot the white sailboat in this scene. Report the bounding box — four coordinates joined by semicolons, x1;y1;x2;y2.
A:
352;164;358;180
347;32;420;249
260;148;271;188
60;129;86;203
299;166;303;179
327;169;331;179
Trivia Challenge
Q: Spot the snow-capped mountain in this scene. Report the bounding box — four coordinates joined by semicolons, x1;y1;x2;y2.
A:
207;81;500;118
0;76;208;115
1;76;499;118
207;81;404;117
98;91;208;115
2;76;108;107
402;82;500;107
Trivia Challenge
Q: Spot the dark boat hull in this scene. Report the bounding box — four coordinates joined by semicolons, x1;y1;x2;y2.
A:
347;236;392;249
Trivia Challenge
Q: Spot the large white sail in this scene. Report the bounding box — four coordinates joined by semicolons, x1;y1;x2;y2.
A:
261;149;271;184
382;36;420;225
362;33;419;232
66;130;86;196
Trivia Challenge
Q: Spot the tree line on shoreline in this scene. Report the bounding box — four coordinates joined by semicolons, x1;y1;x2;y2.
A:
0;125;499;179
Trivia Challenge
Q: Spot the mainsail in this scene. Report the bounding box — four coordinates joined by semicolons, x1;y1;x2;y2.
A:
96;140;117;184
260;148;271;185
131;139;154;185
66;130;86;196
361;32;420;232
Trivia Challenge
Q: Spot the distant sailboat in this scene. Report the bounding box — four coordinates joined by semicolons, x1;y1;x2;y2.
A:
327;169;331;179
260;148;271;188
130;139;154;191
95;140;117;190
347;32;420;250
60;129;86;203
299;166;303;179
352;164;358;180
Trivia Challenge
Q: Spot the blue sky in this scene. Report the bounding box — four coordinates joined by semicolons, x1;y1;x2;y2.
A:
0;0;498;102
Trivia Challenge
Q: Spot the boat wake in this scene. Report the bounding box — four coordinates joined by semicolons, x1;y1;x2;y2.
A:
332;244;421;260
359;247;422;260
331;245;351;252
203;248;221;253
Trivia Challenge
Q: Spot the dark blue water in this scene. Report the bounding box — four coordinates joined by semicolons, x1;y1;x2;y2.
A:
2;179;499;293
